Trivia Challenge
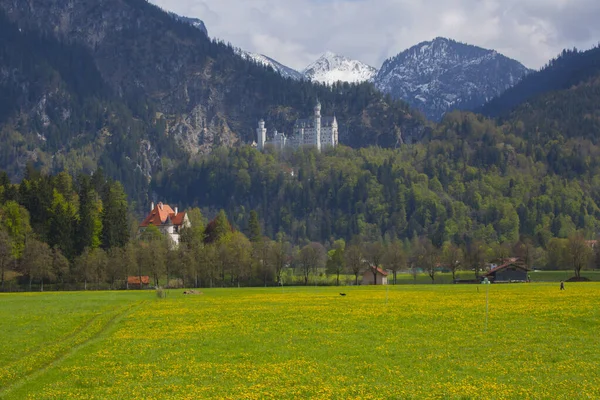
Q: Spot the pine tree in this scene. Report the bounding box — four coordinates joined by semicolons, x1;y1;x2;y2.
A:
100;182;130;249
248;210;261;243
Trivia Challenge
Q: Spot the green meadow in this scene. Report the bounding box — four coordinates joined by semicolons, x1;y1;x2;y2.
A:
1;284;599;399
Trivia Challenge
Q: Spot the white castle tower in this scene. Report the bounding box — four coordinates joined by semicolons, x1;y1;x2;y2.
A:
256;101;338;152
256;119;266;151
314;100;322;151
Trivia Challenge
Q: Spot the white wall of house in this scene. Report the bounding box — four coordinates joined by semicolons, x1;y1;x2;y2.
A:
361;270;388;285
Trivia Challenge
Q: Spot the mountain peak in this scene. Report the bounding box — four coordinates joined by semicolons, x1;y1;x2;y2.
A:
375;38;531;120
303;52;378;85
321;50;339;59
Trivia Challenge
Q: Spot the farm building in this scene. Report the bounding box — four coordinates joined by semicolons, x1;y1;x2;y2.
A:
482;262;529;283
127;276;150;288
362;266;389;285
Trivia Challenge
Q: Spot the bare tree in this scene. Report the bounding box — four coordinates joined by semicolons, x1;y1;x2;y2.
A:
442;242;463;281
51;247;70;287
414;238;439;284
296;242;326;285
344;244;363;286
568;232;592;278
270;233;291;285
465;240;488;279
0;230;12;291
383;240;405;285
364;241;385;285
257;238;274;287
21;238;53;291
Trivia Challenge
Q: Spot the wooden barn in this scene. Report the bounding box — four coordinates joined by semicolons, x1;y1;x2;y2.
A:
362;266;388;285
482;262;529;283
127;276;151;288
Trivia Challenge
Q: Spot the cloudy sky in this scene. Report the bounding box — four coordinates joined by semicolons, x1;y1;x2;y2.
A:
151;0;600;71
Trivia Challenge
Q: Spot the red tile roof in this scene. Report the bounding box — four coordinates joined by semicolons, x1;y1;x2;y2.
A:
127;276;150;285
367;266;389;276
140;202;186;227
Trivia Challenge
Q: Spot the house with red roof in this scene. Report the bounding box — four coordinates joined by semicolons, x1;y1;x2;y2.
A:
362;266;389;285
139;202;190;246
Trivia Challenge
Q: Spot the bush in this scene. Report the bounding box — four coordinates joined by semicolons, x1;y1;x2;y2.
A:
156;287;167;299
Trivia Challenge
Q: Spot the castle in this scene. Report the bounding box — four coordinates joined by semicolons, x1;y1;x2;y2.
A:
257;101;339;151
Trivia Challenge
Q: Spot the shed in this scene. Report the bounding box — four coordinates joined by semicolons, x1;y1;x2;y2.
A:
482;262;529;283
362;266;388;285
127;276;151;288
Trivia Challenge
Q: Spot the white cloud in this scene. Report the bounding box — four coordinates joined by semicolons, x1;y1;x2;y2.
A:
151;0;600;71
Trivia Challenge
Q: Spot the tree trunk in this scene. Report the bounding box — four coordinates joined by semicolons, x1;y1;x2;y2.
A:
1;266;4;291
29;276;32;292
41;277;44;292
393;271;397;285
304;273;308;285
355;273;358;286
84;279;87;291
372;270;377;285
336;272;340;286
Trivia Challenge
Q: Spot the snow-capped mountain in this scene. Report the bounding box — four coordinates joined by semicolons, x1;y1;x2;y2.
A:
374;37;532;121
303;51;378;85
235;49;305;80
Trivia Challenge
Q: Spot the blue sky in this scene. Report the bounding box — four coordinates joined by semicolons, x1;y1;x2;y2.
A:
151;0;600;71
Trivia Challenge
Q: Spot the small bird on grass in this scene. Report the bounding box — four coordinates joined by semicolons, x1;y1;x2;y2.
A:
339;293;346;296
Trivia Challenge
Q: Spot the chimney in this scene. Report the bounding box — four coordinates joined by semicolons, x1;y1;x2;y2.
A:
175;207;178;215
151;202;155;212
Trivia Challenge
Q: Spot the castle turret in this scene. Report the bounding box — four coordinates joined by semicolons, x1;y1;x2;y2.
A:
314;101;322;151
257;119;266;151
332;115;338;147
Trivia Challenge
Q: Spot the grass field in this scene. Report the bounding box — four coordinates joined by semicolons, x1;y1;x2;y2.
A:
1;284;599;399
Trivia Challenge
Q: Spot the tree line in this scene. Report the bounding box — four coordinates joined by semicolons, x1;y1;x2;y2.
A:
1;162;597;291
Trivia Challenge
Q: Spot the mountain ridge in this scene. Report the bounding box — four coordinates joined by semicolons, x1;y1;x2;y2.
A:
374;37;532;120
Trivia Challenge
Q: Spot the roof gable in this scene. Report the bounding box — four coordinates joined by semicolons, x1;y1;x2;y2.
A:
140;202;186;228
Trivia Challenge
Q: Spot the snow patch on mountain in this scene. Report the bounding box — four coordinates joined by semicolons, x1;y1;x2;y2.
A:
302;51;378;85
235;49;305;80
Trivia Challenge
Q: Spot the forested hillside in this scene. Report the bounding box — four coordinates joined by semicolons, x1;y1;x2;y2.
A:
481;45;600;117
153;110;600;250
0;0;424;204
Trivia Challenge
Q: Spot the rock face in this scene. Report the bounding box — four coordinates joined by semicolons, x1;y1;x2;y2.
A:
171;13;208;36
303;52;378;85
374;37;532;121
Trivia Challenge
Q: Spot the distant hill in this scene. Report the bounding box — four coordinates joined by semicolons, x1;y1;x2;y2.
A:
374;37;531;121
480;45;600;118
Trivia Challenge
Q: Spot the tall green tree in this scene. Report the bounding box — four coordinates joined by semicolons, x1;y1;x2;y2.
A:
76;174;103;254
100;182;130;249
248;210;262;243
47;190;78;260
326;239;346;286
